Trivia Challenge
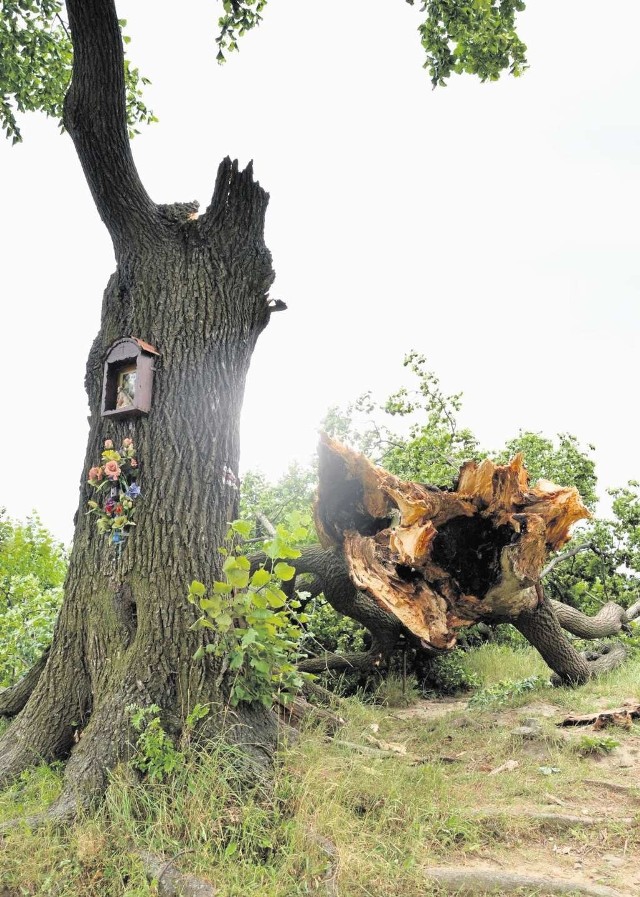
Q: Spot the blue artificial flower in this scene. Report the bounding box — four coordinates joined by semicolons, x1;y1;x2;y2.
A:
126;483;141;499
112;531;124;544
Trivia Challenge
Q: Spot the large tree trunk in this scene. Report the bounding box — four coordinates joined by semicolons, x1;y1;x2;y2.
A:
0;0;278;815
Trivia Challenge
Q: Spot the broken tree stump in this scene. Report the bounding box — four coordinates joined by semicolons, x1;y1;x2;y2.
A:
314;435;590;652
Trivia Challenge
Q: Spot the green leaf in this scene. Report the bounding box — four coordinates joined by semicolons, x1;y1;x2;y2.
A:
200;597;222;615
226;567;250;589
230;519;253;538
250;658;271;674
189;580;206;597
193;645;205;661
213;581;233;595
274;562;296;581
266;585;288;608
192;617;216;630
251;568;271;587
216;612;233;630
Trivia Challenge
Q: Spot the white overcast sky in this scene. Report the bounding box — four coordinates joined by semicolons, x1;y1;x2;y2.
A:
0;0;638;544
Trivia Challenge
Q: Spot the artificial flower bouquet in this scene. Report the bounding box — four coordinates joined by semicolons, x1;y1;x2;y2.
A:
87;438;141;544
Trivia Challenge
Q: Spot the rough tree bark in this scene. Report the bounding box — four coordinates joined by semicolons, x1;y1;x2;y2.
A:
0;0;279;815
286;436;636;686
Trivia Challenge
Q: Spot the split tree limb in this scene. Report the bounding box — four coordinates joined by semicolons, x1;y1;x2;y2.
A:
541;542;595;578
305;436;635;686
258;438;632;688
315;435;589;652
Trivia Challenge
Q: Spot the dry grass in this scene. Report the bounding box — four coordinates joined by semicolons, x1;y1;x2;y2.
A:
1;645;639;896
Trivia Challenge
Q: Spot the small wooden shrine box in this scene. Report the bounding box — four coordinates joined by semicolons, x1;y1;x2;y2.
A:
101;337;159;420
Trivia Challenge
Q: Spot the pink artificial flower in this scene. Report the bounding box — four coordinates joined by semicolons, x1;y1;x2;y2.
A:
104;460;121;481
130;459;138;468
122;438;133;448
88;466;103;482
104;439;114;449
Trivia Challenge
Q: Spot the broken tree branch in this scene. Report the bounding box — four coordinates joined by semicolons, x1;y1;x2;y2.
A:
541;542;595;578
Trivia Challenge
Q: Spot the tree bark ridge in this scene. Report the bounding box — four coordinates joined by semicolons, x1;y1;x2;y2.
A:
0;648;49;718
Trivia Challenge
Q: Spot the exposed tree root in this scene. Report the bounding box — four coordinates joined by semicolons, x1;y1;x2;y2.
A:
302;679;348;707
0;648;50;718
0;641;90;790
275;694;344;734
137;850;216;897
423;866;625;896
471;808;633;830
0;793;78;836
583;779;640;799
305;828;339;897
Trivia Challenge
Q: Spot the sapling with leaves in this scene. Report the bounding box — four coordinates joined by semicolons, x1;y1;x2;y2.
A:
188;519;314;709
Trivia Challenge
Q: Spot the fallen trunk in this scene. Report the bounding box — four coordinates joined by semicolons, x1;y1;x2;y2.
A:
289;436;632;685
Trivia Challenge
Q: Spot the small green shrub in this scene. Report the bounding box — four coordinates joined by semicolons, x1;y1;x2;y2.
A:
0;512;66;686
303;598;368;655
468;675;548;709
575;734;619;756
128;704;183;782
421;651;480;695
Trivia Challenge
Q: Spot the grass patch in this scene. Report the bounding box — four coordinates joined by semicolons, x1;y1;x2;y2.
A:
459;643;550;688
1;648;639;895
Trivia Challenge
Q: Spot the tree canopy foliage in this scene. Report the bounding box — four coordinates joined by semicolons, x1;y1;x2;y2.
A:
0;511;66;686
0;0;154;141
216;1;528;84
1;0;528;142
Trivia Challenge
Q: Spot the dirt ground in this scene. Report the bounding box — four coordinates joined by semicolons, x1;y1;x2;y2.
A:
393;696;640;896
